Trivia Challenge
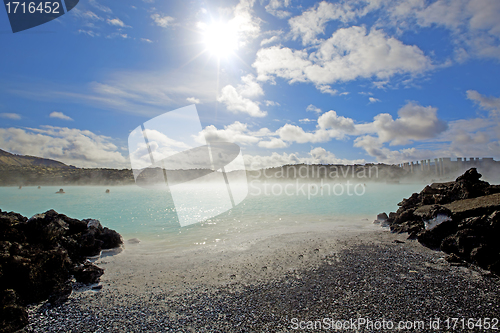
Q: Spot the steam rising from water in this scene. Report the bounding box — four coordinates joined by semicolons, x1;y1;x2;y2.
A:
0;183;427;251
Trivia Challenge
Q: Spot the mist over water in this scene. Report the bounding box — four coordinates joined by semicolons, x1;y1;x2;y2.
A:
0;182;427;251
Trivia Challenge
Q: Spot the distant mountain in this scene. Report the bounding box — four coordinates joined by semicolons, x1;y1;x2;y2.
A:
0;149;68;168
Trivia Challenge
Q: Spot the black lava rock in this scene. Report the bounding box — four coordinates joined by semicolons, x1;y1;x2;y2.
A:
0;209;122;332
376;168;500;276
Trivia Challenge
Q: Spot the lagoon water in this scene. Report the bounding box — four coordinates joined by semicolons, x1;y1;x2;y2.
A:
0;182;427;251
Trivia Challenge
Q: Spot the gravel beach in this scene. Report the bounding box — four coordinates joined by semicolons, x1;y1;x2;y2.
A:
24;226;500;332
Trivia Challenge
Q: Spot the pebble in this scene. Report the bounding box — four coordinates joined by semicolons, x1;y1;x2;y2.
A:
25;238;500;332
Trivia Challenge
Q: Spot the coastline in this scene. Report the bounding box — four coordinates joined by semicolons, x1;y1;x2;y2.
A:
25;227;500;332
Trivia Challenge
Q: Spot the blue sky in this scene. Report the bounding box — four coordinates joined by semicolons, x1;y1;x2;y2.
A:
1;0;500;169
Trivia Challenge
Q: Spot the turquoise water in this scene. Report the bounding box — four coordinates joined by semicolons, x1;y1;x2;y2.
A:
0;182;427;250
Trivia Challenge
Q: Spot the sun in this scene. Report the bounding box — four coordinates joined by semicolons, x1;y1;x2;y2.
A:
202;22;239;59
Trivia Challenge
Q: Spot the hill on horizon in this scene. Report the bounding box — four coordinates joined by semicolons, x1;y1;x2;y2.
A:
0;149;68;168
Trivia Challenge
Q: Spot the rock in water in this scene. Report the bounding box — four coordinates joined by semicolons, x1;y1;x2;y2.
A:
373;212;390;227
376;212;388;221
85;219;102;230
72;263;104;284
100;227;123;249
127;238;141;244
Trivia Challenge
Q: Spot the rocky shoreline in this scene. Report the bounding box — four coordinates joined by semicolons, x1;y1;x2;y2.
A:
376;168;500;276
0;210;122;333
0;166;135;186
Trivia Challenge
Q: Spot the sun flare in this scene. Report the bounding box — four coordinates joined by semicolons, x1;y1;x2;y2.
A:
202;22;239;58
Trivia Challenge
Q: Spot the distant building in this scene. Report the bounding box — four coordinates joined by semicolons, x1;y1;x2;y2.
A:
398;157;499;177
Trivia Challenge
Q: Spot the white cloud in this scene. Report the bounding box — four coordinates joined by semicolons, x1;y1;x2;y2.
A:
50;112;73;121
318;110;356;133
194;119;359;151
451;130;489;145
270;101;450;161
253;46;310;83
467;90;500;115
264;100;280;106
107;18;127;27
276;102;447;147
268;101;445;152
353;129;500;164
254;26;432;89
261;36;280;46
257;102;446;149
277;124;331;143
188;91;495;165
309;26;432;83
285;0;500;63
218;85;267;117
316;85;339;95
299;118;315;123
353;135;432;164
386;0;500;60
308;147;365;165
89;0;112;13
0;126;127;168
230;0;261;44
104;32;129;39
258;138;288;148
186;97;201;104
72;6;126;36
306;104;322;113
133;129;192;168
71;8;103;21
369;97;381;103
351;98;500;163
289;1;355;45
9;69;221;117
369;102;448;145
196;121;271;145
218;75;267;117
265;0;291;19
151;14;175;28
442;117;500;157
239;74;264;98
467;0;500;37
140;38;153;43
0;113;21;120
187;110;355;149
244;147;365;170
414;0;466;30
78;29;99;37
